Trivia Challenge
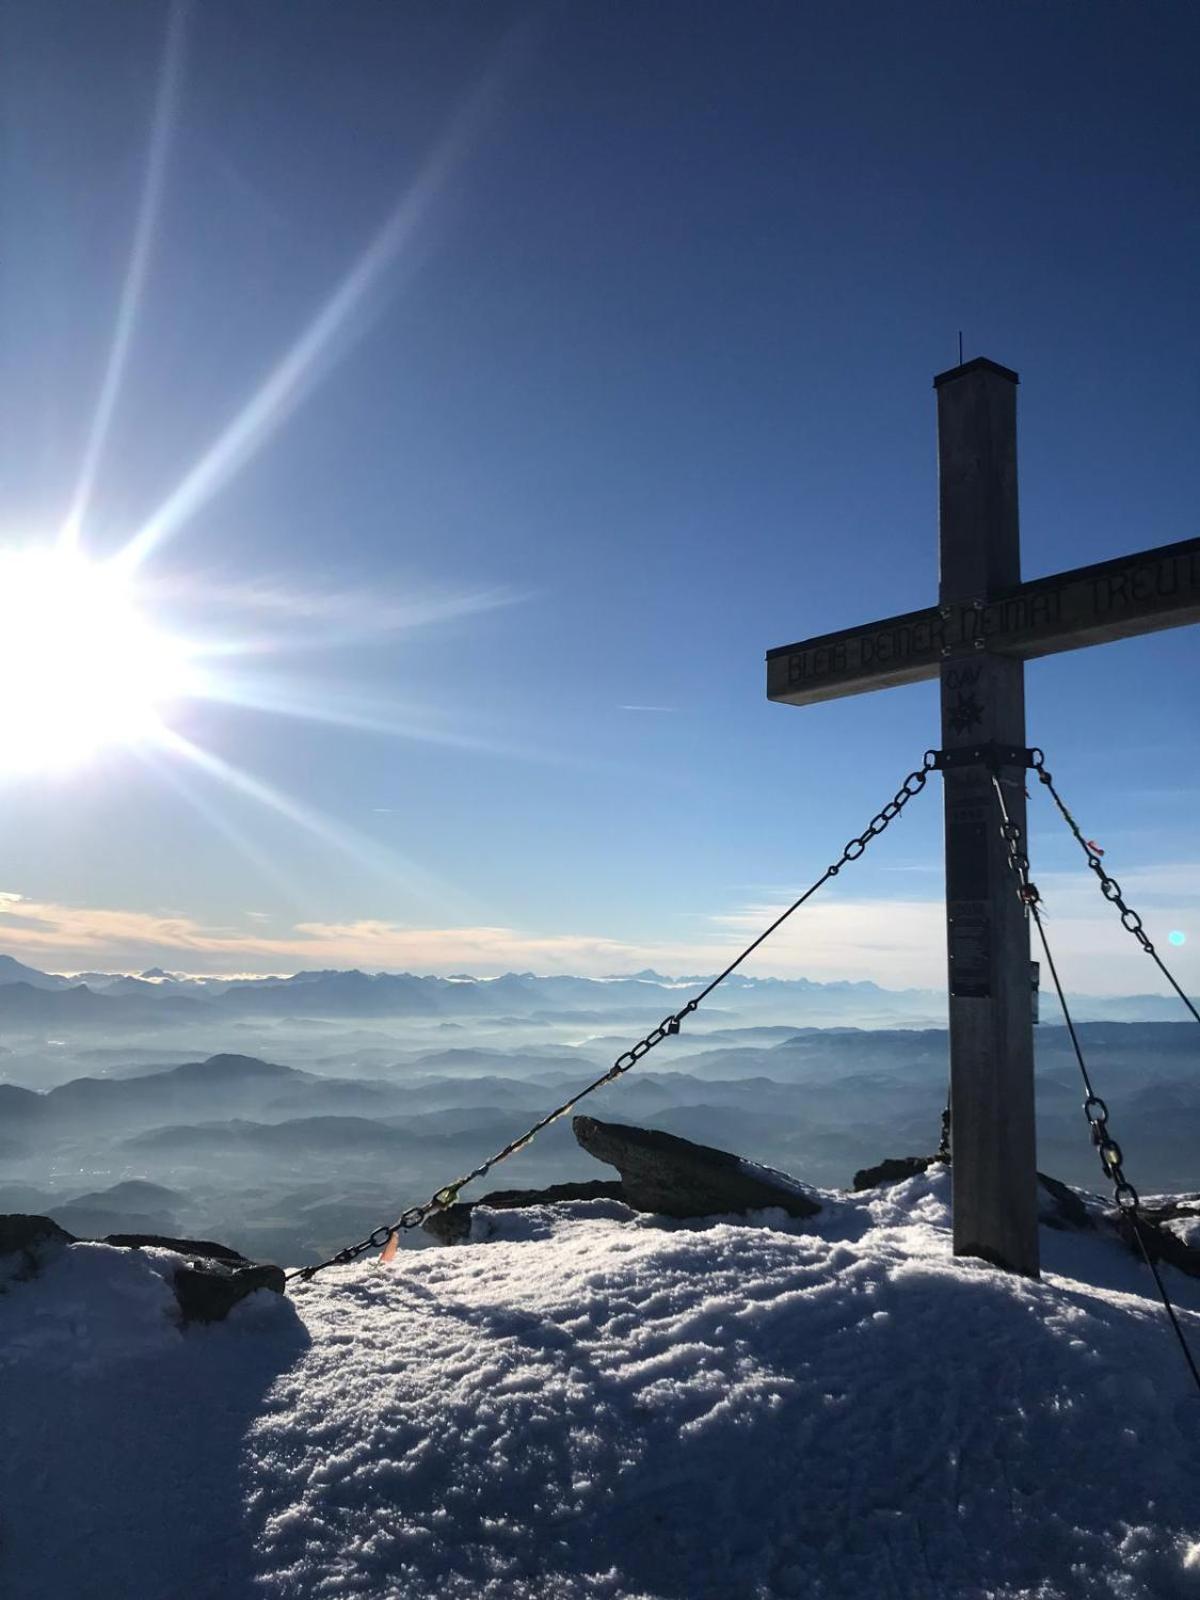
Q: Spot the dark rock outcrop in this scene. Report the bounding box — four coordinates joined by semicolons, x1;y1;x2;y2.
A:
0;1213;284;1321
109;1234;285;1321
1036;1173;1094;1230
852;1155;941;1191
170;1256;287;1322
103;1233;247;1262
0;1213;75;1281
851;1160;1098;1237
572;1116;820;1220
423;1179;625;1245
1120;1199;1200;1279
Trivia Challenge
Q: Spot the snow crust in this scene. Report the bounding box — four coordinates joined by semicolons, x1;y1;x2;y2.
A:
2;1169;1199;1600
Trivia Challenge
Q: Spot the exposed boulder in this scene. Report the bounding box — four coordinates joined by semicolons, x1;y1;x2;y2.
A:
853;1155;941;1191
104;1233;248;1262
109;1234;285;1321
852;1161;1098;1237
0;1213;75;1283
572;1116;820;1220
1036;1173;1095;1231
0;1213;284;1322
423;1179;624;1245
1139;1194;1200;1239
170;1256;287;1323
1117;1201;1200;1280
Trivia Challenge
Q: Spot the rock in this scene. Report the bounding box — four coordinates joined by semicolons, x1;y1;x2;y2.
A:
0;1214;75;1283
103;1233;249;1262
108;1233;285;1321
170;1256;287;1323
851;1162;1097;1237
1036;1173;1094;1230
572;1116;819;1220
1139;1194;1200;1239
423;1179;625;1245
852;1156;941;1191
1116;1208;1200;1280
1;1215;285;1321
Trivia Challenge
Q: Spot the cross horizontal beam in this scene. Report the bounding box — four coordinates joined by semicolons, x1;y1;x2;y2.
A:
767;535;1200;707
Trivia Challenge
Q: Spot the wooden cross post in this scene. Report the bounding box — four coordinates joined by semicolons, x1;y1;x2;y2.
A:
766;356;1200;1278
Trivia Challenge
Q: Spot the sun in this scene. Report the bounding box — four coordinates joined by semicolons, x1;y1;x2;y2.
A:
0;543;200;773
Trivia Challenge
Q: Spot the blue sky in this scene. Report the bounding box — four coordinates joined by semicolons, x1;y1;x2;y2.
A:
0;0;1196;992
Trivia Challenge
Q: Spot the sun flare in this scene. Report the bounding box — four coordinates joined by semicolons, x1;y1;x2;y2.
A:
0;544;200;773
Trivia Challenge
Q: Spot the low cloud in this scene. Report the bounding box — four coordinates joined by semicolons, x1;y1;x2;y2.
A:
0;873;1195;995
0;892;659;977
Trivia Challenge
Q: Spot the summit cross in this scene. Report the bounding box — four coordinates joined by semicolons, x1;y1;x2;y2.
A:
766;356;1200;1278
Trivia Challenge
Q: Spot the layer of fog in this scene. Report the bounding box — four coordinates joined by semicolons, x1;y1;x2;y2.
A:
1;963;1196;1267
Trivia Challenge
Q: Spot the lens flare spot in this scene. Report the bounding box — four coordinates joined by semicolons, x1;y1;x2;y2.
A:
1168;930;1186;947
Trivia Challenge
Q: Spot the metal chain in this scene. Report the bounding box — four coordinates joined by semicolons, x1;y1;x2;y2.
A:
1030;751;1200;1028
991;774;1200;1396
937;1102;952;1164
287;753;938;1284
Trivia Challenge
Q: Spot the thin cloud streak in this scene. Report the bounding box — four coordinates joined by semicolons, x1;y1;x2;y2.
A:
0;893;648;975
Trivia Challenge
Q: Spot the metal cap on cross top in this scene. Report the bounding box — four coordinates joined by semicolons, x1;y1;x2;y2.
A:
932;355;1020;389
766;358;1200;1280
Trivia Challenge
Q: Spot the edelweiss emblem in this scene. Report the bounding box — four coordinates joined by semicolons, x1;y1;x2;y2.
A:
947;691;984;735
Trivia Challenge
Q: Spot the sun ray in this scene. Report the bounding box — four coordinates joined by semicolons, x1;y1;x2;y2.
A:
196;674;551;764
141;571;528;668
157;573;527;655
155;726;481;922
133;741;306;913
115;58;507;574
61;1;189;550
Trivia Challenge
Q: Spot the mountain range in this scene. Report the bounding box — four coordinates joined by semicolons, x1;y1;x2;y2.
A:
2;950;1196;1265
0;954;1193;1027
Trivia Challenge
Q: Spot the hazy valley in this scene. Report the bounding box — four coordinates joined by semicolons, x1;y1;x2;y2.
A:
2;958;1196;1266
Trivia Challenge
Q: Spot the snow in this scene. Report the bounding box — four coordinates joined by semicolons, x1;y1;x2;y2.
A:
2;1169;1199;1600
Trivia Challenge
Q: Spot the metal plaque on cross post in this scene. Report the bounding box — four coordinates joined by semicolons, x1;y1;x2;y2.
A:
766;356;1200;1279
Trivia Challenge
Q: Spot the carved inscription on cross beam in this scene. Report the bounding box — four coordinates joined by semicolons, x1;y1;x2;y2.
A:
767;536;1200;707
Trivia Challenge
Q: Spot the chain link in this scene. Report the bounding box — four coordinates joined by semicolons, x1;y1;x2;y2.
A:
1082;1095;1139;1210
1031;751;1200;1027
936;1102;952;1164
288;754;936;1284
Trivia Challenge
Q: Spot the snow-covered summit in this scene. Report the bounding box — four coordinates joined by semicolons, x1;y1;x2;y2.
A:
2;1170;1198;1599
